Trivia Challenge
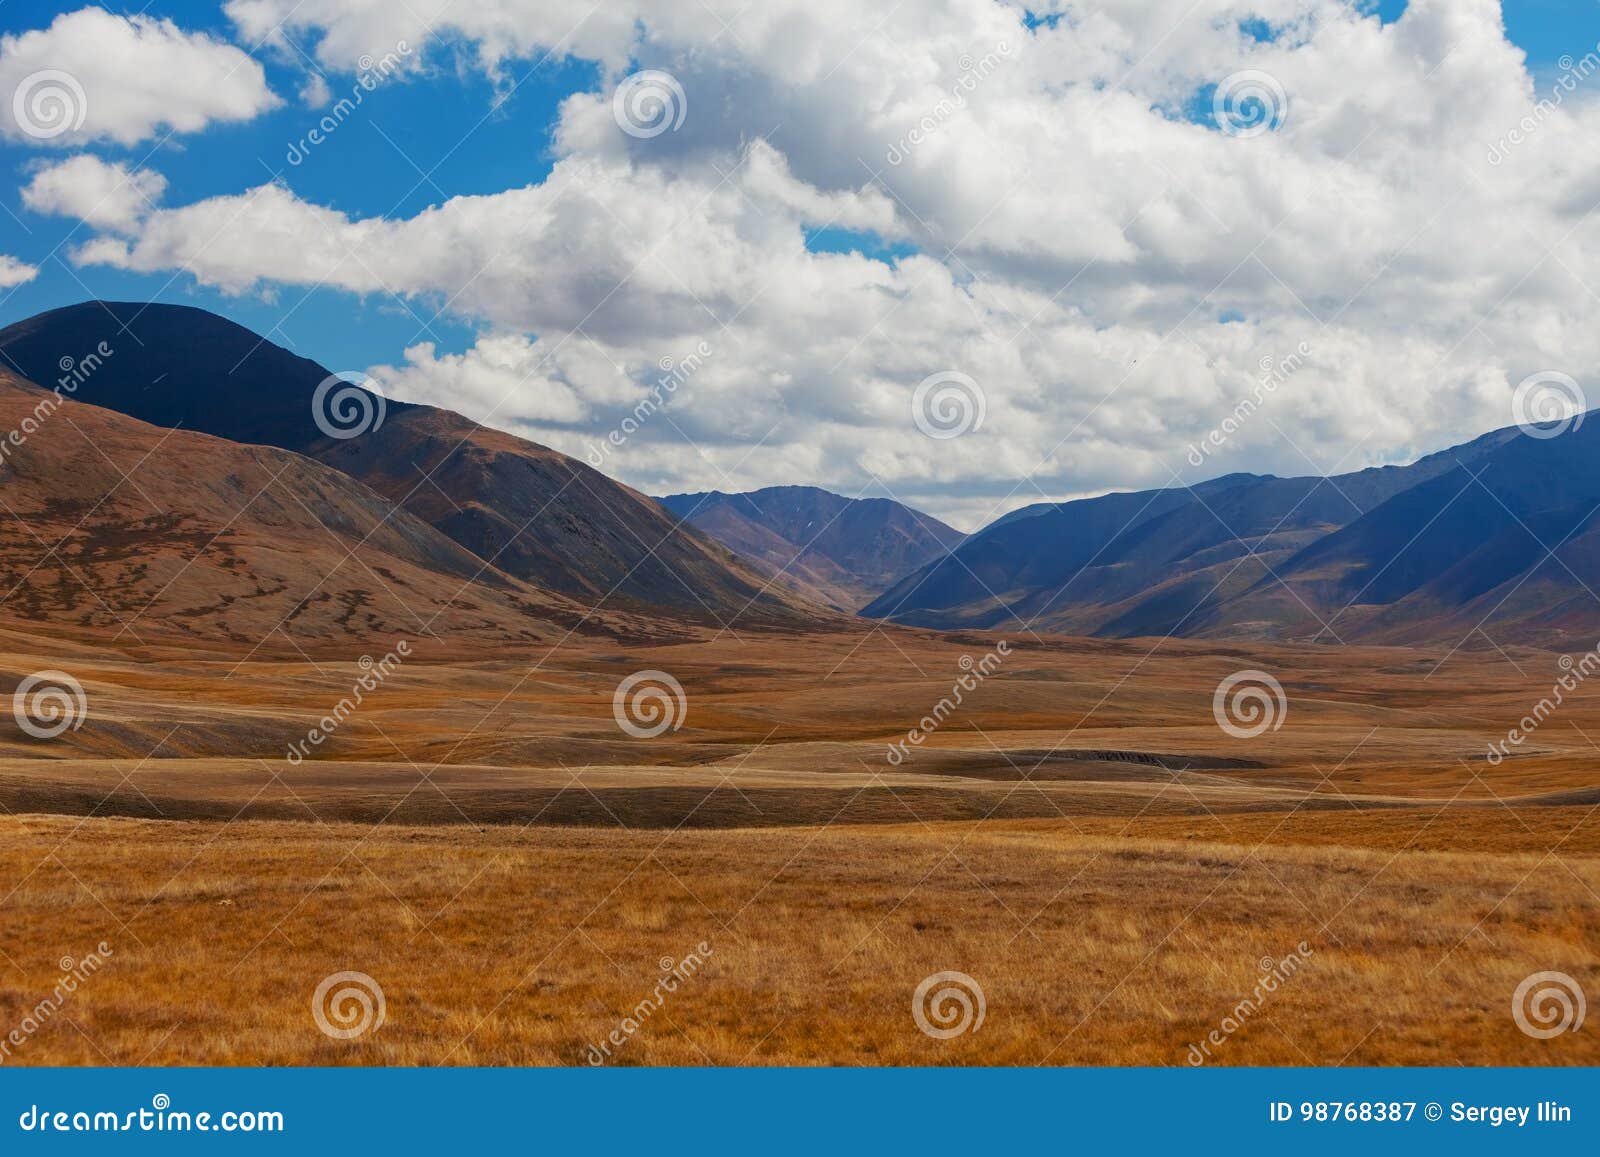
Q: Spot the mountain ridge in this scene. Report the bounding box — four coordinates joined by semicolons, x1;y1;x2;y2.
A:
864;413;1594;646
656;484;965;611
0;301;823;629
0;368;646;650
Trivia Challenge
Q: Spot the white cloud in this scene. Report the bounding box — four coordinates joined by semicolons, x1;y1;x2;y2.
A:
0;255;38;289
224;0;641;78
299;73;333;108
372;335;590;427
22;155;168;233
0;8;279;145
42;0;1600;525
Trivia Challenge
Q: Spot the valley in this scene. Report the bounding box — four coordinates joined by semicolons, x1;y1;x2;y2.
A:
0;622;1596;1065
0;300;1595;1067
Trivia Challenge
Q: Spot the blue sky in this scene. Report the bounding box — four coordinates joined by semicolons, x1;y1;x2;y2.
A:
0;0;1586;377
0;2;595;370
1;1;1596;525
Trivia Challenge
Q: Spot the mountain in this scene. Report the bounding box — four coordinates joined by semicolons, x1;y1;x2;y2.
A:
1217;417;1600;644
0;370;634;649
863;416;1590;645
0;302;816;627
656;485;965;611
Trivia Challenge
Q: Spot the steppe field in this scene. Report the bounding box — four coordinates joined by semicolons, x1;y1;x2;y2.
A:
1;621;1596;1065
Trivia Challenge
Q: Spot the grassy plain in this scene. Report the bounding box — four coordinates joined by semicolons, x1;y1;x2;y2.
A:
0;623;1595;1064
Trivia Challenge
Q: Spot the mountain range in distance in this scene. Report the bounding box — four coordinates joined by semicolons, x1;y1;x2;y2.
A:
864;418;1594;647
0;299;1593;650
656;486;965;612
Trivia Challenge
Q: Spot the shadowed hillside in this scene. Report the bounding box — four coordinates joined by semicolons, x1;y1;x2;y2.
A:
863;416;1591;646
0;302;822;628
0;370;638;648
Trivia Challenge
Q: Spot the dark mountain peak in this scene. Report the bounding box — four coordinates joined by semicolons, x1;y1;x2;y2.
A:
0;299;405;453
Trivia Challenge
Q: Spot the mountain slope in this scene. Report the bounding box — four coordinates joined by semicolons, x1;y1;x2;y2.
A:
0;370;626;649
1208;416;1600;644
657;485;965;610
864;418;1573;643
0;301;818;627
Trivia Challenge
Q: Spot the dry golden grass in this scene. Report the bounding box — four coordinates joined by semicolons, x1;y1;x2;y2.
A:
0;810;1595;1066
0;625;1597;1065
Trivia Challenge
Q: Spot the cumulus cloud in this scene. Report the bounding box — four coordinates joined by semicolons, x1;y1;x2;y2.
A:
22;155;168;233
0;8;279;145
41;0;1600;526
371;335;591;427
224;0;641;78
0;255;38;289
